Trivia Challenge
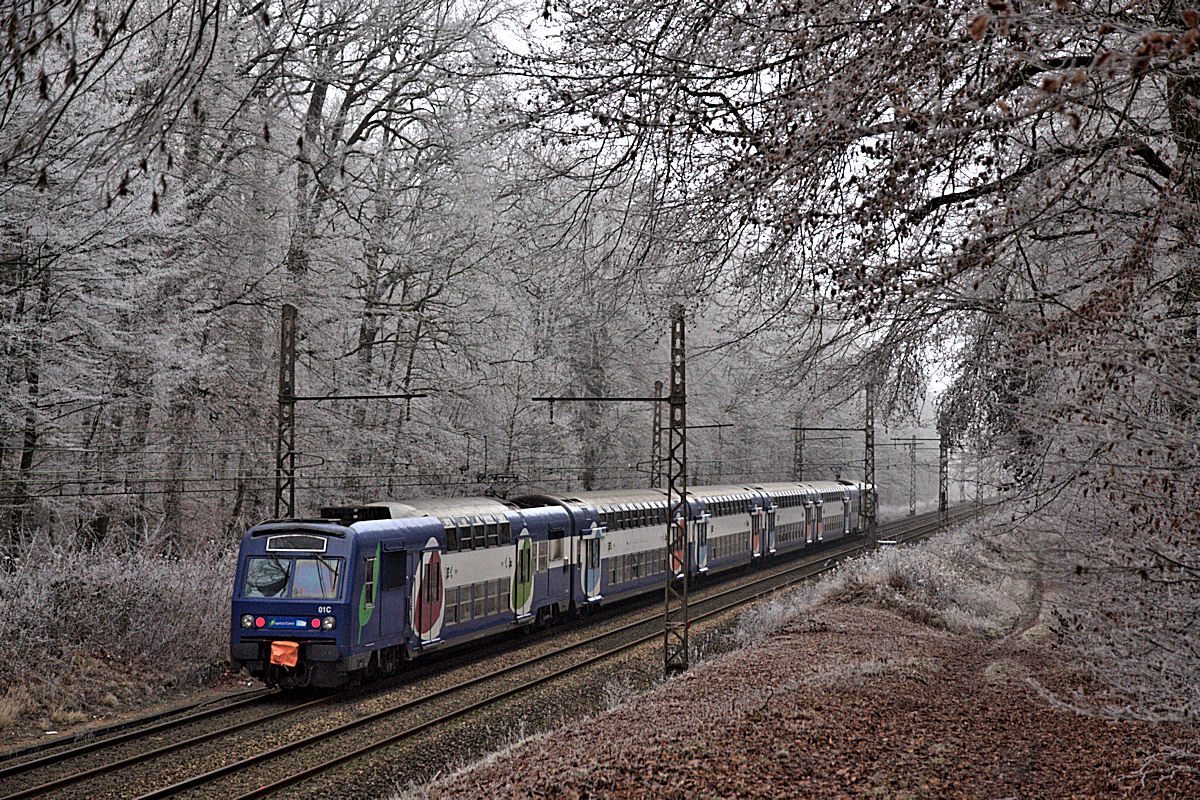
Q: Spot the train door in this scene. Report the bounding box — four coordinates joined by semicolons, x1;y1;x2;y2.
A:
843;491;852;537
766;501;777;555
750;504;763;558
378;546;407;641
512;530;535;621
803;502;814;545
670;511;687;577
356;546;380;648
580;522;603;601
695;512;709;572
411;538;444;646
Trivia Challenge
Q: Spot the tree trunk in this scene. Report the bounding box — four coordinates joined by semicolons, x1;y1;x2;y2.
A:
9;273;50;565
161;377;198;553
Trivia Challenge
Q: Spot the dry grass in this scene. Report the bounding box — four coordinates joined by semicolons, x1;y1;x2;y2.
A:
0;541;236;734
730;520;1024;648
0;687;30;730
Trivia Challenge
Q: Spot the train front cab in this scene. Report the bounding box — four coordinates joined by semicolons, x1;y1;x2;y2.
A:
231;520;359;689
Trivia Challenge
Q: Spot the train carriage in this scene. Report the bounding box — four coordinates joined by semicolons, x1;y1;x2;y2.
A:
230;512;440;689
531;489;680;605
691;485;768;570
754;482;820;554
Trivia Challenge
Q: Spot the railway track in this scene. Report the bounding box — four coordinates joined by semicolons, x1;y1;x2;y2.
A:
0;688;272;767
0;503;979;800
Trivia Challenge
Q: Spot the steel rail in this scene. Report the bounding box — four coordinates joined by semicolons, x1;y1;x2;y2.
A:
0;688;271;768
0;620;564;800
0;689;273;782
0;696;332;800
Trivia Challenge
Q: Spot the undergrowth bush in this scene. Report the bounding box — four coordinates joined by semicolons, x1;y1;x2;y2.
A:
0;542;236;729
732;521;1022;646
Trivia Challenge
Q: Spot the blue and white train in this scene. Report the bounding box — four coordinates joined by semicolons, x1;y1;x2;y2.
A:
229;479;873;688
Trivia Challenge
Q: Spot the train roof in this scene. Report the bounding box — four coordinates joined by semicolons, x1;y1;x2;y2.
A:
803;480;857;492
687;483;766;498
516;479;867;510
311;479;869;527
362;496;518;519
749;482;821;494
547;489;670;507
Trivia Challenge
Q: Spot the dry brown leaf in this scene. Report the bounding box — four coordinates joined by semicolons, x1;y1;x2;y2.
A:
969;15;989;40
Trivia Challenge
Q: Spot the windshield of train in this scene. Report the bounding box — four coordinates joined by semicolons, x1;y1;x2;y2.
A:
242;556;342;599
291;557;341;598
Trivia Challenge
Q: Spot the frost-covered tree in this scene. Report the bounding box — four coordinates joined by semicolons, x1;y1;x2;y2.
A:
528;0;1200;722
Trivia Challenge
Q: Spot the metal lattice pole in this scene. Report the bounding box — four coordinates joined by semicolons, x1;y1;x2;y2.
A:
664;304;689;676
793;411;804;481
650;380;664;489
863;383;876;541
909;434;917;516
274;303;297;519
939;428;949;526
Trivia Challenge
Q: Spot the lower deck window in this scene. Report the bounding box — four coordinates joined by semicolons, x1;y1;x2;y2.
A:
473;584;486;619
447;576;514;626
458;588;471;623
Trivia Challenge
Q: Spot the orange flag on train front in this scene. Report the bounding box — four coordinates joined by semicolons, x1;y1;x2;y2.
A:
270;640;299;667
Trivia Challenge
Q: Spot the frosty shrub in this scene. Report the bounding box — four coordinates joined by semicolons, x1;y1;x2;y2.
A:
0;542;236;726
1017;485;1200;724
732;521;1020;647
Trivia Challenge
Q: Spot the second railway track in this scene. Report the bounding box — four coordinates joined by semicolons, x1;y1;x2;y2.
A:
0;504;978;800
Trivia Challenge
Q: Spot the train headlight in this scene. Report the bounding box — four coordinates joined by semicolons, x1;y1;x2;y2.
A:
321;616;336;631
240;614;254;629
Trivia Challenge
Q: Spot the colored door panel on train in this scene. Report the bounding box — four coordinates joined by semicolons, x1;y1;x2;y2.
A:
512;532;534;619
411;538;444;645
378;546;408;641
356;546;381;647
581;523;603;600
750;509;763;557
670;514;686;576
766;503;777;554
695;514;709;572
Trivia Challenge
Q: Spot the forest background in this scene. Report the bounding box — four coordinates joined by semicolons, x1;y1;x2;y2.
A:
0;0;1196;744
